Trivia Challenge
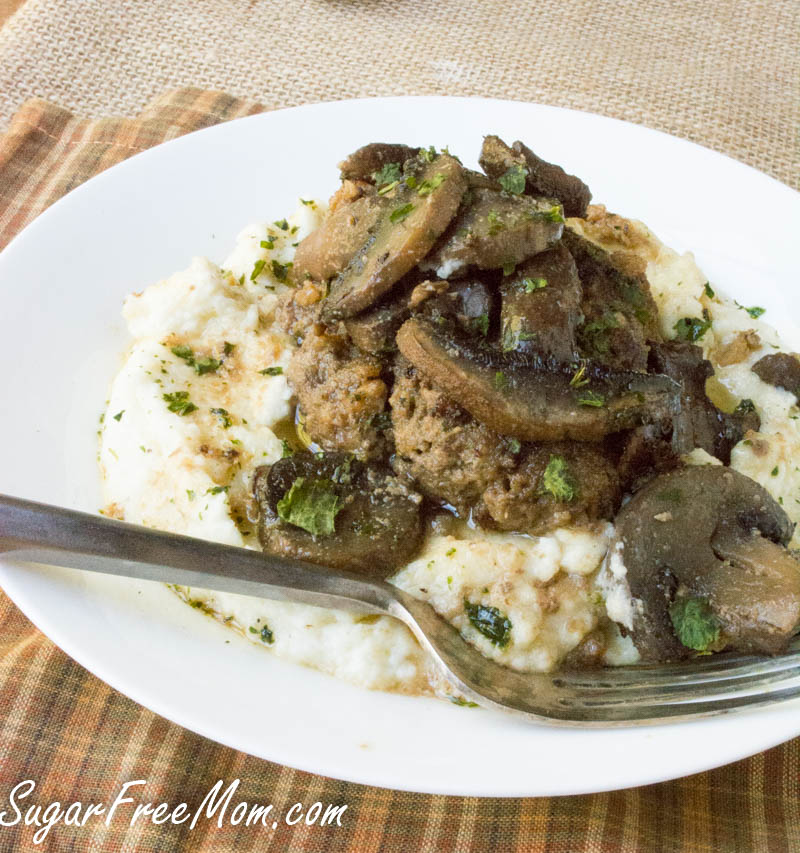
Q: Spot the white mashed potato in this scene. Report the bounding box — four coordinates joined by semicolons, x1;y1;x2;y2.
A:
99;199;800;700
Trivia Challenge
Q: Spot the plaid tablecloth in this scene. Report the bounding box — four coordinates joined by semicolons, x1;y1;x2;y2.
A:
0;0;798;849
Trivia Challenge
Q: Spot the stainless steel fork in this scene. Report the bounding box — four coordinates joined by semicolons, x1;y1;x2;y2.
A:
2;493;799;726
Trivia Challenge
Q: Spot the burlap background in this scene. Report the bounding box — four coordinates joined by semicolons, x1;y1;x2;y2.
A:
0;1;798;850
0;0;797;189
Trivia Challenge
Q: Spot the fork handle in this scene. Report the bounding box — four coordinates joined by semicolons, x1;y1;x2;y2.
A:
0;494;395;616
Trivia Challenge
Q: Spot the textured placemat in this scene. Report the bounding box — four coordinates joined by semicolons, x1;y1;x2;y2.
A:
0;0;798;190
0;87;799;853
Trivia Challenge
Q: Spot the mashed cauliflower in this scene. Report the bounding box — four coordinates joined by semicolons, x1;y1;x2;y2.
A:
99;200;800;698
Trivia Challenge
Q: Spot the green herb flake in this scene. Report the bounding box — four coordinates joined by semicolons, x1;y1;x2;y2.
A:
206;485;229;495
487;209;504;235
171;344;194;364
192;355;221;376
271;260;292;281
541;455;576;502
745;305;766;319
249;624;275;644
250;258;267;281
502;261;516;276
523;277;548;292
377;180;399;196
274;218;289;231
464;600;512;647
390;203;415;224
276;477;341;537
260;239;275;250
186;489;195;501
771;466;779;476
508;437;521;454
113;410;125;421
300;198;316;207
735;398;756;415
210;407;232;428
569;360;589;388
371;162;402;186
545;205;565;223
669;597;721;652
470;313;489;336
674;309;712;342
223;341;235;356
494;370;509;392
404;175;418;189
163;391;197;416
280;439;293;458
448;695;479;707
420;146;437;163
577;390;605;407
260;366;284;376
498;163;527;195
446;547;456;557
417;173;446;196
703;282;715;299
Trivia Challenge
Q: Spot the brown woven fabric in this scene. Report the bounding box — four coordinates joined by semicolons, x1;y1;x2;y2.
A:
0;0;798;190
0;86;799;852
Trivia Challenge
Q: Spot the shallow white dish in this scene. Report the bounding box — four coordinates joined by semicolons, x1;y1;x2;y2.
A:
1;97;799;797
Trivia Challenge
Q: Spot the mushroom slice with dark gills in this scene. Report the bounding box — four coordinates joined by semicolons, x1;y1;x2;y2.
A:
478;135;592;219
499;243;582;362
396;316;681;442
321;152;467;320
605;465;800;662
338;143;420;182
752;352;800;401
564;229;661;373
648;340;760;461
421;187;564;280
253;452;423;579
292;189;385;285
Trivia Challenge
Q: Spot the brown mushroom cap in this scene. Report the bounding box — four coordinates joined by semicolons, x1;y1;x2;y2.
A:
253;453;423;580
338;143;421;182
321;152;467;320
609;465;800;661
396;316;681;442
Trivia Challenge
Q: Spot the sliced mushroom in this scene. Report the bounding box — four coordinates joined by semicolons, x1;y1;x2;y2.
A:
418;277;495;336
499;243;582;362
396;316;681;442
421;187;564;279
565;229;661;372
321;152;467;320
479;135;591;218
292;191;385;284
752;353;800;400
648;340;760;461
345;287;411;355
608;465;800;661
253;452;423;579
339;143;420;182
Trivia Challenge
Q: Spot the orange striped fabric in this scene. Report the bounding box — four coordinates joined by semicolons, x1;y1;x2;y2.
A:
0;89;799;852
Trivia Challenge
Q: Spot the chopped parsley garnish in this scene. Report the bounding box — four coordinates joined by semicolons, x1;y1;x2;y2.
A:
522;277;547;292
420;146;437;163
703;282;715;299
508;437;521;454
487;209;504;235
260;366;283;376
470;313;489;336
448;696;479;707
113;410;124;421
163;391;197;416
502;261;516;276
771;466;779;476
494;370;509;392
249;624;275;644
186;489;195;501
404;175;418;189
734;398;756;415
464;600;512;647
210;407;232;428
192;355;222;375
541;455;576;502
300;198;315;206
280;439;293;458
674;309;712;342
377;180;399;196
206;485;229;495
223;341;235;356
669;597;721;652
446;547;456;556
498;163;527;195
372;161;402;186
273;218;289;231
271;260;292;281
569;360;589;388
577;390;605;407
260;238;275;250
390;203;415;224
251;259;267;282
171;344;194;363
417;173;446;196
276;477;341;537
545;205;565;223
745;305;766;319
